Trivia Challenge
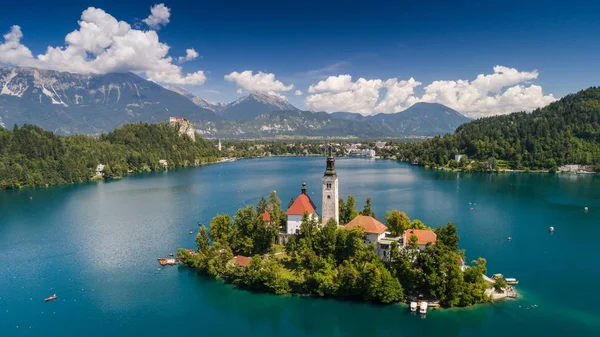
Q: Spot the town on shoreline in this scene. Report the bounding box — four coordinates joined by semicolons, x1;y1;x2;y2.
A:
176;151;518;310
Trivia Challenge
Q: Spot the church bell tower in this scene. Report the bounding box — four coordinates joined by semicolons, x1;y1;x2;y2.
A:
322;146;339;225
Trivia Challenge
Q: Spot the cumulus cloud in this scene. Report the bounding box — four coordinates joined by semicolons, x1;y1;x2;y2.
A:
295;90;303;96
177;48;199;63
305;66;557;117
306;75;421;114
0;6;206;85
143;3;170;30
225;70;294;93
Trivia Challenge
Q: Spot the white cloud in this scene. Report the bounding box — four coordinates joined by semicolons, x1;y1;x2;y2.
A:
0;7;206;85
177;48;199;63
418;65;556;117
305;66;557;117
294;90;303;96
224;70;294;93
306;75;421;114
143;3;170;30
0;26;33;66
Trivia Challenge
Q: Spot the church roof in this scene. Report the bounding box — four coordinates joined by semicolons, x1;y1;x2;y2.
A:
343;215;387;234
285;193;317;216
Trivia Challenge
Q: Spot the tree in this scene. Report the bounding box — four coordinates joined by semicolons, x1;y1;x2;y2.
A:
494;278;507;293
385;210;411;236
287;197;295;210
338;197;347;224
257;197;268;214
196;226;210;253
345;195;359;223
435;222;460;252
409;219;427;229
360;197;375;217
209;214;234;245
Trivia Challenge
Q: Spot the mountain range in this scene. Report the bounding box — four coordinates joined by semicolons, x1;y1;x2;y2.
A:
0;66;470;137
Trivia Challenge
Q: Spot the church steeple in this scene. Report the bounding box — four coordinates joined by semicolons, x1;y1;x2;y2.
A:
321;145;339;225
324;146;336;176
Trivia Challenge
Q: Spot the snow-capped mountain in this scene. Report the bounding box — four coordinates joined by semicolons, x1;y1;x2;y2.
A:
0;66;218;134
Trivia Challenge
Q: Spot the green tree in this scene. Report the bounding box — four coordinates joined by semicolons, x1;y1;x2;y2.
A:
195;226;210;253
257;197;268;214
360;197;375;217
345;195;359;223
209;214;234;245
385;210;411;236
435;222;460;252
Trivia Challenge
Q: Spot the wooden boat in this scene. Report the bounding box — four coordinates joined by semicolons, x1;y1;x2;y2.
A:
410;302;418;312
505;278;519;285
45;294;57;302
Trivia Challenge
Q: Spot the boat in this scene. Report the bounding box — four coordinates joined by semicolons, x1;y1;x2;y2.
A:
505;278;519;285
410;302;418;312
549;226;555;232
44;294;57;302
189;230;193;235
585;207;589;212
157;258;177;266
169;253;174;257
419;302;428;314
507;236;512;241
492;273;503;280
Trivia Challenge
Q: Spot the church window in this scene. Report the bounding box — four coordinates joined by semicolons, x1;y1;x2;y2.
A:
326;183;332;189
327;195;331;199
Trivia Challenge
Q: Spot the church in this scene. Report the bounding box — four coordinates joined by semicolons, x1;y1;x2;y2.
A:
284;147;339;234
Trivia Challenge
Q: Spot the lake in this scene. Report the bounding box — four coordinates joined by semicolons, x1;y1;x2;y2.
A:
1;157;600;336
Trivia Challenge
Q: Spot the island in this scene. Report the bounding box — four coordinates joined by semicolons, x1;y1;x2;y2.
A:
178;151;515;308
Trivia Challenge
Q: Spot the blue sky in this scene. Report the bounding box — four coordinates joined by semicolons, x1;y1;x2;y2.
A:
1;0;599;116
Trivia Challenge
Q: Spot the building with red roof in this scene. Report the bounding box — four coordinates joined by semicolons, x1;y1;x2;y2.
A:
285;182;318;234
231;255;252;267
342;215;388;244
259;211;271;223
403;229;437;250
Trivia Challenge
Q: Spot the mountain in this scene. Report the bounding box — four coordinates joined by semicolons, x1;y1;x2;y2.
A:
394;87;600;171
367;103;471;136
220;92;299;121
164;86;225;113
194;103;469;139
0;67;218;134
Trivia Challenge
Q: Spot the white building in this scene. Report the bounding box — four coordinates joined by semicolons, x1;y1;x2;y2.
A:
285;183;319;234
95;164;105;176
342;215;402;261
322;147;339;225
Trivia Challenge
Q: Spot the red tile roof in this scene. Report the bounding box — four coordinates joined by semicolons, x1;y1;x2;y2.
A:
232;256;251;267
404;229;437;246
259;211;271;222
343;215;387;234
285;193;316;215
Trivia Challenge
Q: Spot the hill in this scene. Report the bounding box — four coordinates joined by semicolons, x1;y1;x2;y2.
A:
0;67;218;135
395;87;600;171
0;122;220;189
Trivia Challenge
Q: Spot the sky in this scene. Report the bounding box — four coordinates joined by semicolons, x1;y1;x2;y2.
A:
0;0;599;117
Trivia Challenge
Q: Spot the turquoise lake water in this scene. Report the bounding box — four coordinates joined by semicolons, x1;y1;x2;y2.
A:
1;157;600;336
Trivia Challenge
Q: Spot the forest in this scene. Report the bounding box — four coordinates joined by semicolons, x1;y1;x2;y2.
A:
178;194;490;307
393;87;600;172
0;123;220;189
